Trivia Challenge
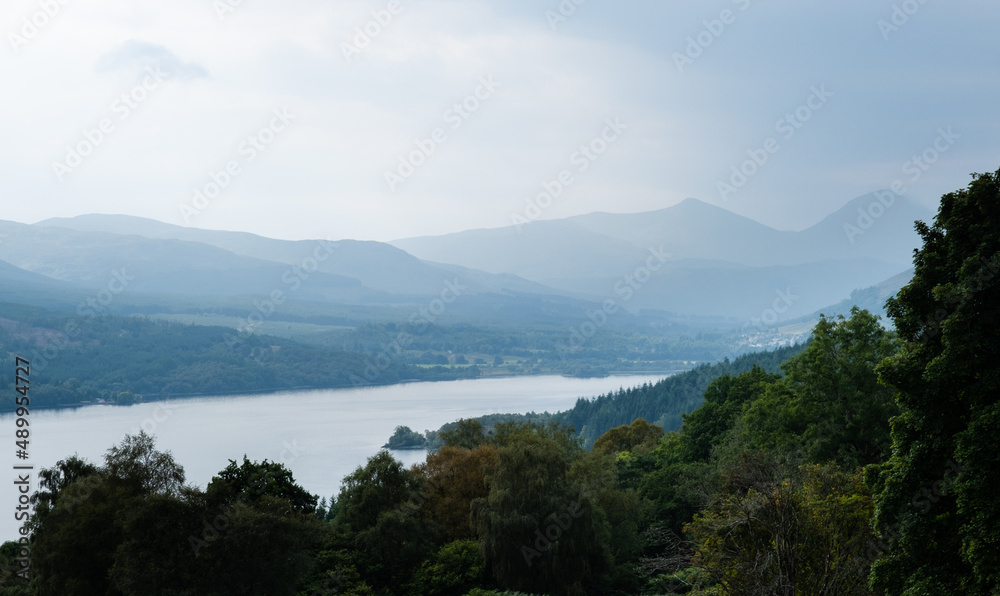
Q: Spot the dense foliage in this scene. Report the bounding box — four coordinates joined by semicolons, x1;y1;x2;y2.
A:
867;168;1000;595
555;344;804;446
0;300;766;410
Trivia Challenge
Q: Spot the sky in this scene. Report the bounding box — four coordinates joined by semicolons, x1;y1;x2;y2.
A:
1;0;998;242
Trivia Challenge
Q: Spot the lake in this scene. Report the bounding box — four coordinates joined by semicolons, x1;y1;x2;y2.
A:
2;373;669;541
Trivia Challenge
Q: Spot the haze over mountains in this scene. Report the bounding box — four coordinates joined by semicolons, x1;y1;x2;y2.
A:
0;191;929;325
392;192;930;318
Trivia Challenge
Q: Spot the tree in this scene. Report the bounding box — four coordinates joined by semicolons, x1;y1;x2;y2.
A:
439;418;488;450
685;454;875;596
738;309;898;468
0;540;32;595
103;431;185;495
207;456;318;514
472;425;610;596
298;548;376;596
336;451;422;532
406;540;486;596
29;456;100;521
29;436;324;596
592;418;664;455
681;366;778;463
29;469;130;595
191;498;325;596
108;492;203;594
417;445;498;540
335;451;443;590
869;168;1000;595
29;433;185;595
638;368;777;536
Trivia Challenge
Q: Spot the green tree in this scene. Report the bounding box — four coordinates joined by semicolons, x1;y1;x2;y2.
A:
385;426;428;449
681;366;778;463
335;451;444;591
869;168;1000;595
108;492;203;595
298;548;376;596
180;458;325;595
207;456;318;514
0;541;31;595
417;446;498;540
739;309;898;468
191;498;325;596
440;418;488;450
29;455;100;521
592;418;664;455
29;433;185;596
406;540;486;596
29;436;324;596
472;424;610;596
336;450;422;532
30;477;129;596
103;431;185;495
638;368;777;536
685;454;874;596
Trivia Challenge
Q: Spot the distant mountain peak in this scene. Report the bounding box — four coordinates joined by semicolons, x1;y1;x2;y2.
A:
675;196;715;208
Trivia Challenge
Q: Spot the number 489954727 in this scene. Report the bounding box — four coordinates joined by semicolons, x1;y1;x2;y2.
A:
14;357;29;459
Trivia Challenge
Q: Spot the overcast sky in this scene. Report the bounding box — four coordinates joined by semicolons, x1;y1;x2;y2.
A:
2;0;997;242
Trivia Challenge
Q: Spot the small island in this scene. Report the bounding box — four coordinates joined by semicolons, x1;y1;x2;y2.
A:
382;425;430;450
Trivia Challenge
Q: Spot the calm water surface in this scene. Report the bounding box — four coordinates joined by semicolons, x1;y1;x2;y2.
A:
1;374;668;541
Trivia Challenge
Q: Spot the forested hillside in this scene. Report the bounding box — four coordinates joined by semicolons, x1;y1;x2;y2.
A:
0;303;470;408
385;344;805;452
556;344;804;445
0;299;737;409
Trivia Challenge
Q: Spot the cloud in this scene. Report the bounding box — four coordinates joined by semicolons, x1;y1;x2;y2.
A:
95;40;209;82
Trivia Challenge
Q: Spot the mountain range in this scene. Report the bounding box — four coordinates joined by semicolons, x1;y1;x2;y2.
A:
391;192;930;318
0;191;930;325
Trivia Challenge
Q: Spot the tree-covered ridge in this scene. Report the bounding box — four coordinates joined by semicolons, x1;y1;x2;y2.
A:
0;305;480;408
390;344;806;451
555;343;804;446
0;298;743;410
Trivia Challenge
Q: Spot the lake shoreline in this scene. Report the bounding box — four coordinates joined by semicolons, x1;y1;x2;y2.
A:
1;374;673;542
29;368;692;412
